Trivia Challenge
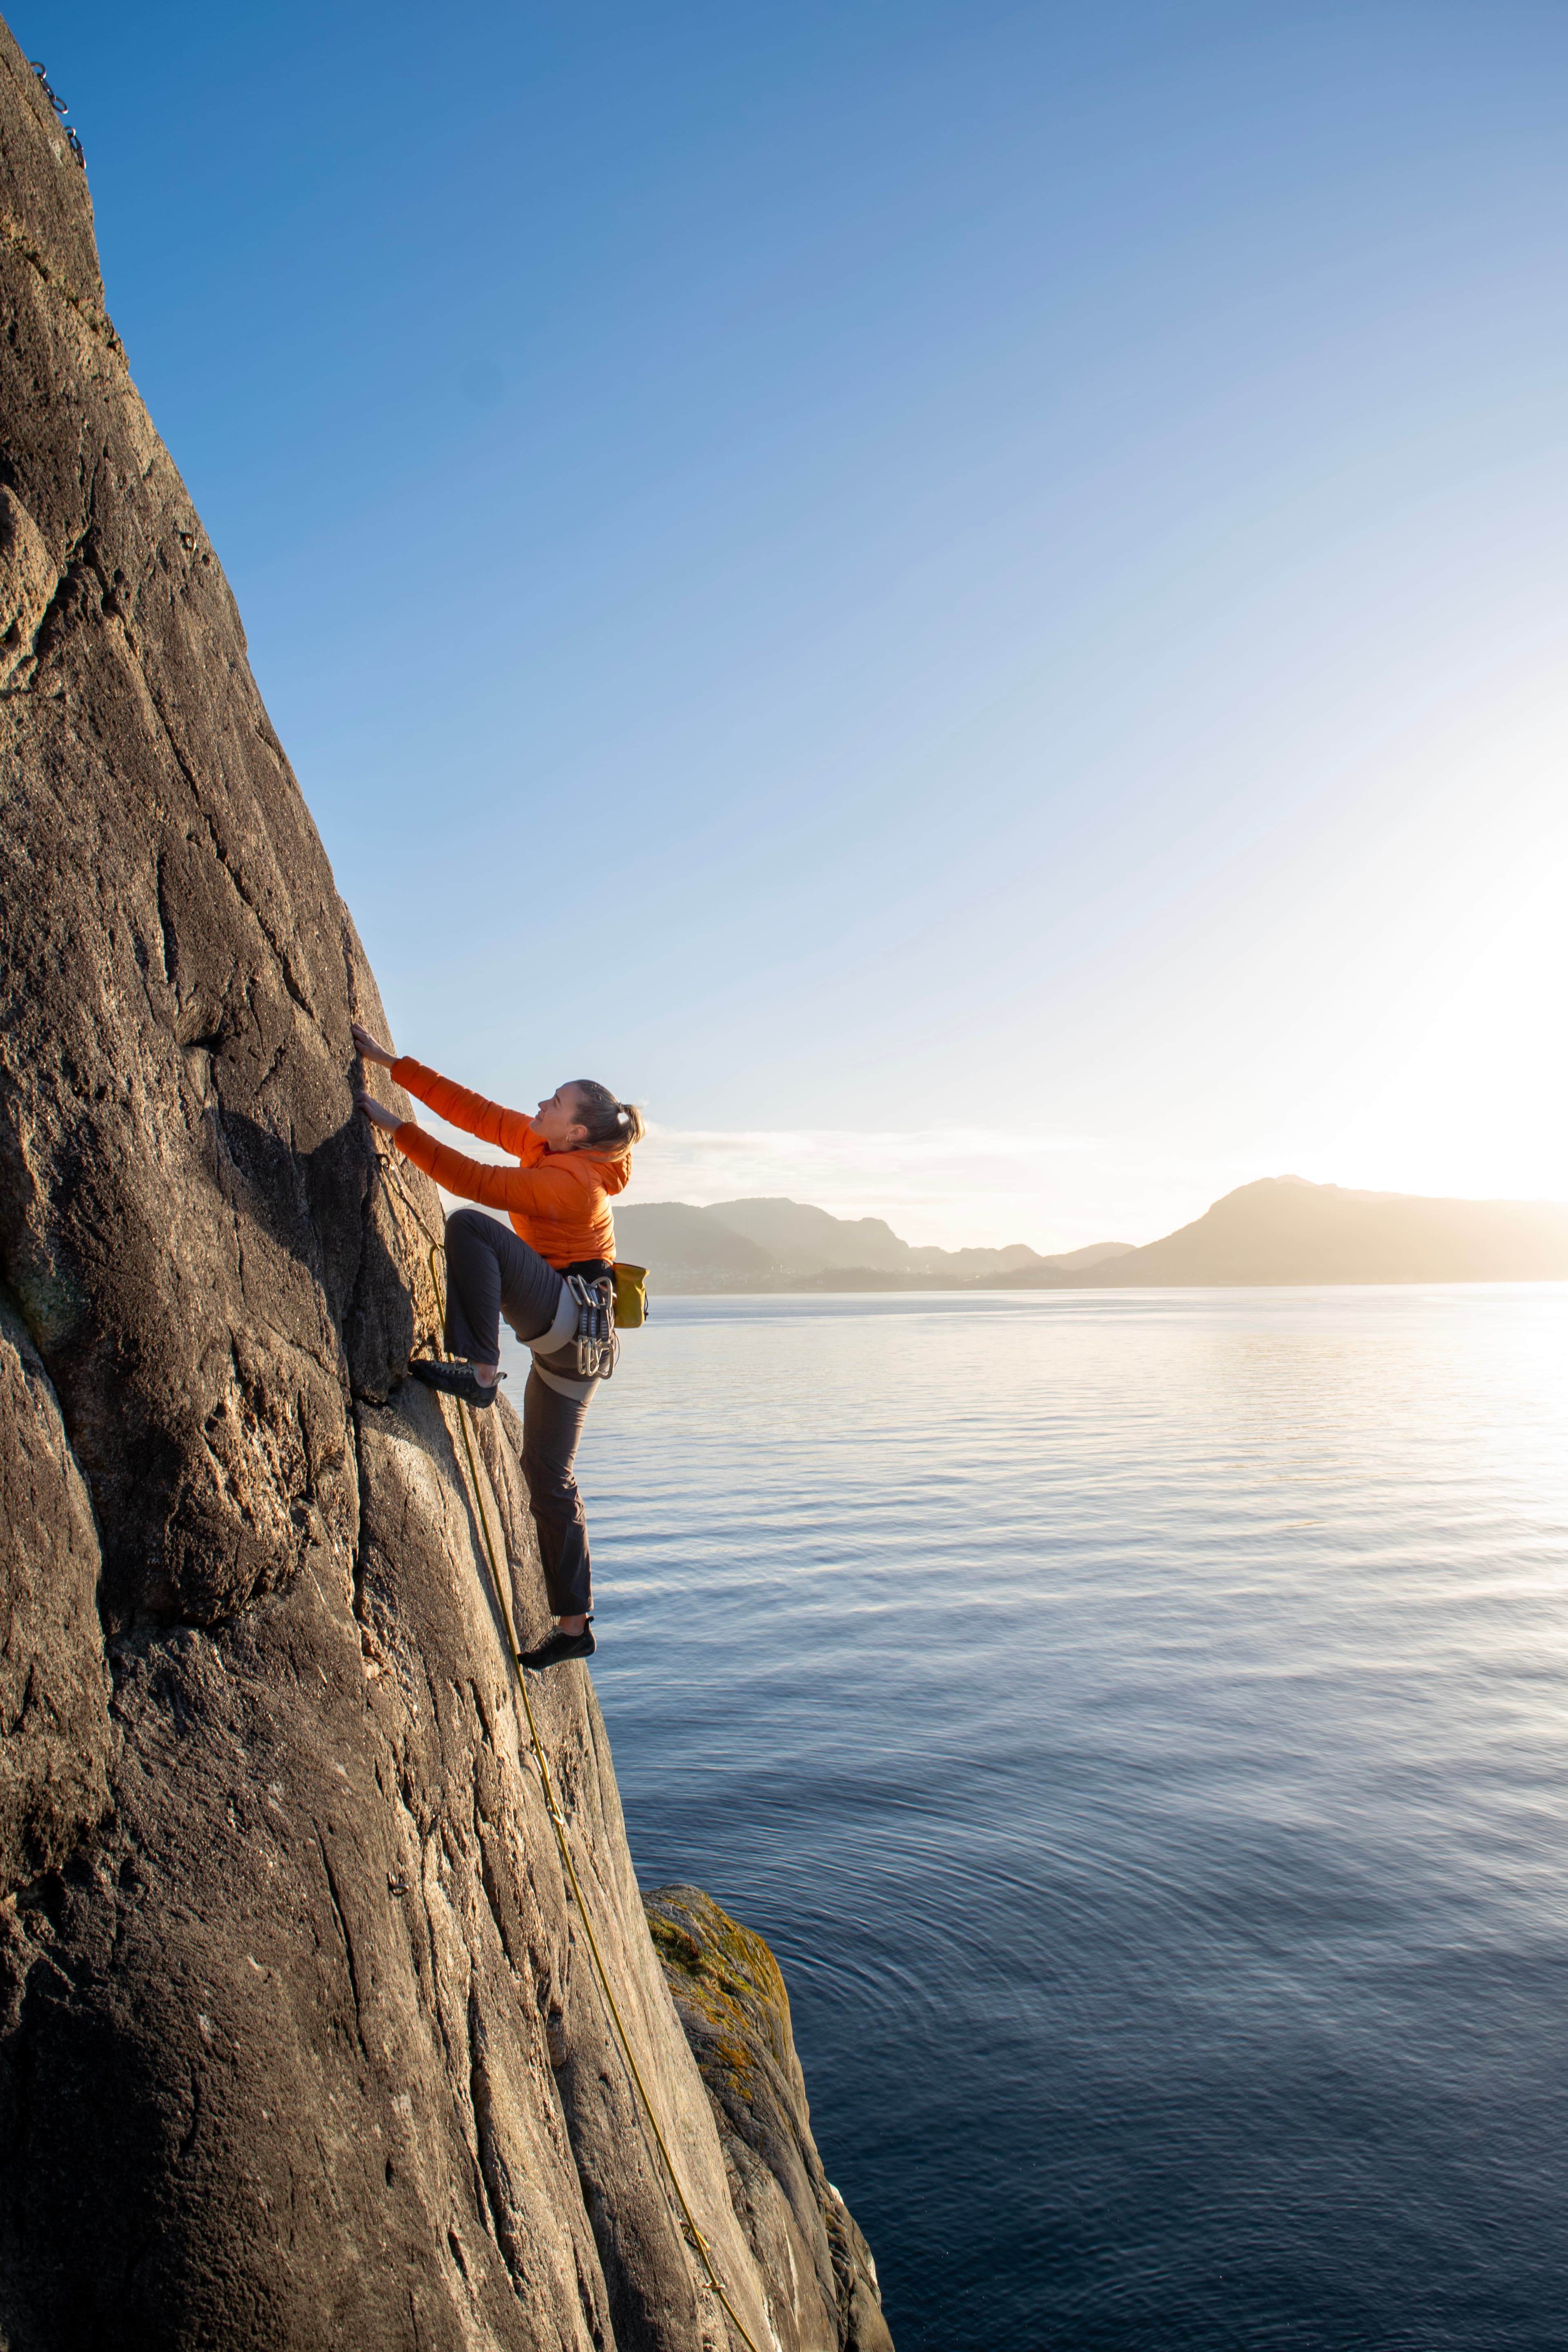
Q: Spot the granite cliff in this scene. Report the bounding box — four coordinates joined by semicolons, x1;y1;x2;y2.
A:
0;25;891;2349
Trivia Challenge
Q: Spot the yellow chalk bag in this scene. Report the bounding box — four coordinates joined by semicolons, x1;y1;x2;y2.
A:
612;1262;649;1329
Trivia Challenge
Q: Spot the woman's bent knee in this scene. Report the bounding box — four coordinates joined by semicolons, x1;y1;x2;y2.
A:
447;1206;497;1245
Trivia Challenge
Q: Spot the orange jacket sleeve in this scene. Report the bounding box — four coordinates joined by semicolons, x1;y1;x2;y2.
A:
393;1121;583;1219
389;1056;536;1157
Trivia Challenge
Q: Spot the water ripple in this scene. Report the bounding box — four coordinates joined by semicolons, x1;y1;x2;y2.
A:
501;1285;1568;2350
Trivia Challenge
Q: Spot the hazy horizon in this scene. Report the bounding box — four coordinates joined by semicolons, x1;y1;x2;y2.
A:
414;1094;1568;1258
30;2;1568;1249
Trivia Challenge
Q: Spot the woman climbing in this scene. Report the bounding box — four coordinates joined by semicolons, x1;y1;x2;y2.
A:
352;1022;645;1671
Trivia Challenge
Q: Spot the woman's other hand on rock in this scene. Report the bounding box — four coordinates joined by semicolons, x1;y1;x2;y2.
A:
352;1021;396;1067
356;1090;401;1134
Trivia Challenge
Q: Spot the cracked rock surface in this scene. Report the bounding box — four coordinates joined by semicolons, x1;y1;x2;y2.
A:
0;21;891;2348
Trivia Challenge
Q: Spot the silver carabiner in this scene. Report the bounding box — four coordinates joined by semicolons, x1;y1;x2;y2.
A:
566;1274;619;1380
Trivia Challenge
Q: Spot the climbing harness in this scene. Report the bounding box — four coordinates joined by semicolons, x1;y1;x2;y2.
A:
564;1272;618;1380
368;1151;763;2352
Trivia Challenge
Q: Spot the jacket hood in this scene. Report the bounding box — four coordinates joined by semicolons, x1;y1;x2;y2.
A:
558;1146;631;1198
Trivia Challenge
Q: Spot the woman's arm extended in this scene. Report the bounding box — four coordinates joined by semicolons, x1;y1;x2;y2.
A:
352;1022;396;1068
350;1025;535;1155
355;1090;401;1132
354;1088;575;1214
388;1120;579;1218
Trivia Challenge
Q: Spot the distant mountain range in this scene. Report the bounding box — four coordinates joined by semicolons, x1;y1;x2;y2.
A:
1035;1176;1568;1288
613;1197;1132;1292
616;1180;1568;1295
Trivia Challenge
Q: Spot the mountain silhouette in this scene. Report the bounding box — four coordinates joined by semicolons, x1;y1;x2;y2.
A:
618;1180;1568;1294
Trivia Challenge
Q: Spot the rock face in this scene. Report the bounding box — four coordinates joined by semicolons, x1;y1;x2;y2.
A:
0;24;891;2350
644;1891;893;2352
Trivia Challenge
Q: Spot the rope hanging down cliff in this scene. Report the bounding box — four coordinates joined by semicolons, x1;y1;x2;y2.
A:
370;1153;765;2352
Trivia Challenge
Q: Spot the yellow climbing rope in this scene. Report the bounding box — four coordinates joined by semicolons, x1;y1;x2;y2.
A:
395;1206;764;2352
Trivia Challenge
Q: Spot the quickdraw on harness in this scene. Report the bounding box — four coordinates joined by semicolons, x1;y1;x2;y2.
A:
563;1272;619;1380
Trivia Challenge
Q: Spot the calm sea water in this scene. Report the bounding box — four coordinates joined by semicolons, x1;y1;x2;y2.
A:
505;1287;1568;2351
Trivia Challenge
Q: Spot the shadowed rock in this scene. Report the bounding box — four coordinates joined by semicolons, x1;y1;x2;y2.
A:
0;20;891;2348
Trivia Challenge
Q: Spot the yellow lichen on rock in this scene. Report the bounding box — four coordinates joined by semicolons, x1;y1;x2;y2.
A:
646;1884;895;2352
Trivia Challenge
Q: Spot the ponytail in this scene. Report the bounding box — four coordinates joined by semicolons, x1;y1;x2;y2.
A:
569;1080;646;1153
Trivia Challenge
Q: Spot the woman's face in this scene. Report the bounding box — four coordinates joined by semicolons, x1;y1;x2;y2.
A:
534;1085;590;1151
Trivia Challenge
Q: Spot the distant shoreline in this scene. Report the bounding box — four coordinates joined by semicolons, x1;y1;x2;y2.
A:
646;1270;1568;1296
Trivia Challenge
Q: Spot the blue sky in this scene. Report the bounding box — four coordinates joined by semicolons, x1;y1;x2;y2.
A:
24;2;1568;1245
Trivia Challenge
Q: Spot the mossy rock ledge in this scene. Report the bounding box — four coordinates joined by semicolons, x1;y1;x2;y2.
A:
0;14;893;2347
644;1888;893;2352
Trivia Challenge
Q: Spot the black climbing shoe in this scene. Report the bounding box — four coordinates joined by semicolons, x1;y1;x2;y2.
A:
520;1620;596;1672
408;1358;504;1410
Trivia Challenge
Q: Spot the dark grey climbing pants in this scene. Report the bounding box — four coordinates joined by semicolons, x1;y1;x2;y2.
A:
517;1370;594;1620
444;1205;562;1363
444;1207;597;1619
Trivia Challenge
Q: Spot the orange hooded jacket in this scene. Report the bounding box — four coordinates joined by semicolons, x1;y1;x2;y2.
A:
389;1057;629;1270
